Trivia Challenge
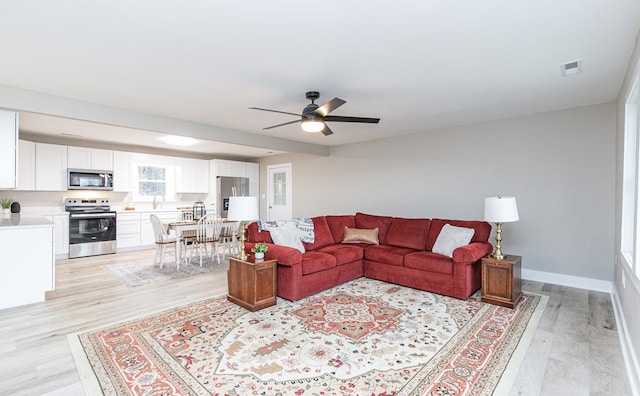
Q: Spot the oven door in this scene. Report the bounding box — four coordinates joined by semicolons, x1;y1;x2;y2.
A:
68;211;117;258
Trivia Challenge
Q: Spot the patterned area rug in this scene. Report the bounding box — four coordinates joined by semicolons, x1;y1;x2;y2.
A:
68;279;547;395
103;257;229;287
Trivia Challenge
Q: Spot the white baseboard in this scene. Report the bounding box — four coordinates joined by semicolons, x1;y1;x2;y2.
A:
521;268;612;293
612;288;640;396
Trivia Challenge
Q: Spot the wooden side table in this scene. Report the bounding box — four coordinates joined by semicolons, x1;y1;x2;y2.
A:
481;254;522;308
227;256;277;311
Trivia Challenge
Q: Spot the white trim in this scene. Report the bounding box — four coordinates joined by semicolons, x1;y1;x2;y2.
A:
522;268;612;293
612;287;640;396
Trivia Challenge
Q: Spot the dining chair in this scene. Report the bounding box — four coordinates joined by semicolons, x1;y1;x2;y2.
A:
219;221;240;259
189;213;223;267
150;214;183;269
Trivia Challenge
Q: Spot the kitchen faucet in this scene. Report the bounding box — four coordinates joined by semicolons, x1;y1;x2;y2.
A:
152;192;164;210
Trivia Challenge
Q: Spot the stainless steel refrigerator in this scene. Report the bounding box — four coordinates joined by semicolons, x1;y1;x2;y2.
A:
217;176;250;218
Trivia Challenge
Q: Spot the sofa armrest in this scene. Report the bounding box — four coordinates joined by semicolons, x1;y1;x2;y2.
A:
244;242;303;266
452;242;493;264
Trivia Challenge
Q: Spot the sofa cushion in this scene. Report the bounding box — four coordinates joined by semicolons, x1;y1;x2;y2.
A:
355;212;393;245
326;215;356;243
432;224;475;258
342;227;379;244
426;218;491;250
404;251;453;275
364;245;417;266
301;251;337;275
317;244;364;265
302;216;334;251
247;221;274;243
386;217;431;250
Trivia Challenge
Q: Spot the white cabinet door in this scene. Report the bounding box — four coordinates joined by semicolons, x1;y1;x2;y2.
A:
17;139;35;190
68;147;113;170
246;162;259;197
176;158;209;193
113;151;133;192
91;148;113;170
214;159;246;178
35;143;68;191
0;109;18;189
46;214;69;255
117;212;141;248
67;146;92;169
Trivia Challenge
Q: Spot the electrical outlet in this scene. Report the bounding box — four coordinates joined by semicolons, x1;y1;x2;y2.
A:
622;271;626;289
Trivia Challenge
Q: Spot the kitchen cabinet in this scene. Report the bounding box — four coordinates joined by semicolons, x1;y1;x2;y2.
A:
16;139;36;190
44;214;69;256
35;143;68;191
0;217;55;309
67;146;113;170
0;109;18;189
213;159;247;178
176;158;209;193
117;212;141;249
246;162;259;197
113;151;133;192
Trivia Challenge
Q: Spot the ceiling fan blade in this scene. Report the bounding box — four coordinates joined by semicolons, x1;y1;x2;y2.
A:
315;98;346;117
262;119;300;130
249;107;301;117
324;115;380;124
321;124;334;136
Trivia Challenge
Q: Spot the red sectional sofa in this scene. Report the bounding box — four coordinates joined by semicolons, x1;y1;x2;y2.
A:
245;212;493;301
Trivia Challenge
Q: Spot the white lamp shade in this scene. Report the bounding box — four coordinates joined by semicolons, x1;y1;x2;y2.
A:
227;196;259;221
484;196;519;223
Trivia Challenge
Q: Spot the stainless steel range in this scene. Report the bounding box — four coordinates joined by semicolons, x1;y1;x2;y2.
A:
65;198;117;258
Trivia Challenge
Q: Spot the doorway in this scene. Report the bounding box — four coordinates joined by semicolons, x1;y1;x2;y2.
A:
267;163;292;220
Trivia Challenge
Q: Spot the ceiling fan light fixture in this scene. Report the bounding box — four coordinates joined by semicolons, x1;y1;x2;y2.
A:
301;119;325;133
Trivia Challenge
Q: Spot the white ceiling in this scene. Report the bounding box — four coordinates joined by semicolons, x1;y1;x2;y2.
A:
1;1;639;158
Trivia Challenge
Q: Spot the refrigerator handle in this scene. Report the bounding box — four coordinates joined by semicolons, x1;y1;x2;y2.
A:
232;186;236;197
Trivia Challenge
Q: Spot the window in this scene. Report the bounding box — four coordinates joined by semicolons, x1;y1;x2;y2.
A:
133;164;175;201
621;73;640;280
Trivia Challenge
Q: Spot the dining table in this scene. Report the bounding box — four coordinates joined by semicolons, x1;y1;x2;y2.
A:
166;219;239;268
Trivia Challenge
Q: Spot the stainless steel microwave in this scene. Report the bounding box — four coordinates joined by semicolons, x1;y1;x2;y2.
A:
68;169;114;190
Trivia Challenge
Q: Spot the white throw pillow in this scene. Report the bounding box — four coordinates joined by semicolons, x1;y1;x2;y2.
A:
432;224;475;258
267;222;305;253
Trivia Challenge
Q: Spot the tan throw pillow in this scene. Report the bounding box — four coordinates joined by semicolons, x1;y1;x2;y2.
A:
342;227;379;244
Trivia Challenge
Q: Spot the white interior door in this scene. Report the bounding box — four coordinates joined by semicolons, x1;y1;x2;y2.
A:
267;163;292;221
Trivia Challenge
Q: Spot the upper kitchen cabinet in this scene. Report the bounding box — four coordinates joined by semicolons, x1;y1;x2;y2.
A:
0;109;18;189
213;159;248;178
35;143;68;191
112;151;133;192
16;139;35;190
176;158;209;193
68;146;113;170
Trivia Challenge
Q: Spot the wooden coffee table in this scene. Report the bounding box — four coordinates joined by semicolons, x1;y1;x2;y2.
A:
227;256;277;311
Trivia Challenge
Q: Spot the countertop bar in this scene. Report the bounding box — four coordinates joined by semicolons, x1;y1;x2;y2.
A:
0;214;54;229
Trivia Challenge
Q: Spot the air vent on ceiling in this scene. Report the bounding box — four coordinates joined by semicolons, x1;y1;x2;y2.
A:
561;59;582;77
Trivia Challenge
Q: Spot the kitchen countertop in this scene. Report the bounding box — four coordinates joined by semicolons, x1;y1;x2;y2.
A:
0;215;54;229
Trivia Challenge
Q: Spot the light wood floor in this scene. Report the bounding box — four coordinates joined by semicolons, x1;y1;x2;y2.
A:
0;249;632;395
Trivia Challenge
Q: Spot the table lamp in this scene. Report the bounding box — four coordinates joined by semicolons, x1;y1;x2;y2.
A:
484;195;519;260
227;196;259;261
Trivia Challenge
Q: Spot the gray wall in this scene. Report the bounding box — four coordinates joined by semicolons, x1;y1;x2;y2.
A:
259;102;616;282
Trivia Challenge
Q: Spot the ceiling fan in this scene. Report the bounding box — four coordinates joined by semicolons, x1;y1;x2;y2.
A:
249;91;380;136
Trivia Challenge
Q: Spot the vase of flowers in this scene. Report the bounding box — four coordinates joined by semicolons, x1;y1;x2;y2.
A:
251;242;268;260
